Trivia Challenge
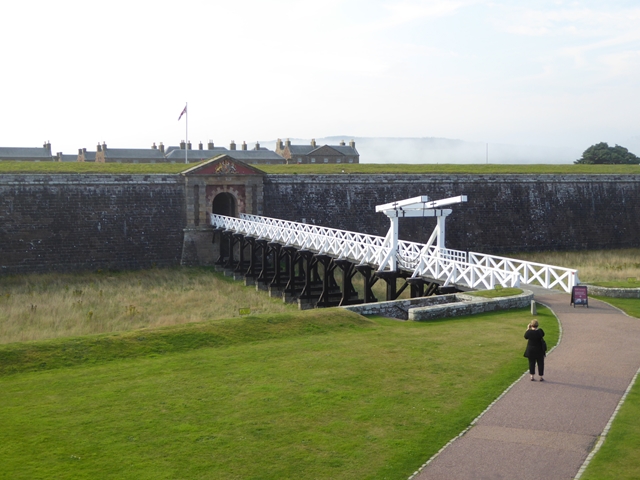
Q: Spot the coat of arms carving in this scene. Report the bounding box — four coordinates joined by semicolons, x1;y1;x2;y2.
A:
215;159;237;174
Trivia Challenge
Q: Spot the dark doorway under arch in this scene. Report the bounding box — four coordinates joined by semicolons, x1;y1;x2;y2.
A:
212;192;237;217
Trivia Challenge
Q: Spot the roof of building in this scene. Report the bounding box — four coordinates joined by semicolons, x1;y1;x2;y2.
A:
287;144;358;156
225;150;285;162
329;145;358;156
58;154;78;162
164;147;228;161
103;148;166;160
82;151;97;161
0;147;54;160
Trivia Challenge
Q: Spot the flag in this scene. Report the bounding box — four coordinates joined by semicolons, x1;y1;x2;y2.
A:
178;105;187;121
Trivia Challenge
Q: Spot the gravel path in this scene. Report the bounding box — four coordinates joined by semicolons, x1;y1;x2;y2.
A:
412;290;640;480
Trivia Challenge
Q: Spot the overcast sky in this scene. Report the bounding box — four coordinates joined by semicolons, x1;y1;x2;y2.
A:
2;0;639;158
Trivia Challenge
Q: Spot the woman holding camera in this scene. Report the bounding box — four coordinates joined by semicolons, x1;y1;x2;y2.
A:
524;319;546;381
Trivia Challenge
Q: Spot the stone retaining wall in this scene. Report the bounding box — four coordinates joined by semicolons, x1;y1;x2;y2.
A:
584;285;640;299
408;290;534;321
342;294;459;320
263;174;640;254
0;174;186;274
343;290;534;321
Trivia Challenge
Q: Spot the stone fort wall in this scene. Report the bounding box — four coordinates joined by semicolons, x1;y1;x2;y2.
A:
263;174;640;253
1;173;639;274
0;175;186;274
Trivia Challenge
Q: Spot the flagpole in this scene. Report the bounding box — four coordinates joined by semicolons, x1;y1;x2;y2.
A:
185;102;188;164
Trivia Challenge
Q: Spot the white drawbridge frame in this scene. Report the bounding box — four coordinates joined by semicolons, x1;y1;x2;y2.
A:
210;195;578;293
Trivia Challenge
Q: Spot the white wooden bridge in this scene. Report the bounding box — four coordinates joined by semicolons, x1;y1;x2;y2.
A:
210;195;579;295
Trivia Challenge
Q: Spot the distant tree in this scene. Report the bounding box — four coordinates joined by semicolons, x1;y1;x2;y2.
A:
575;142;640;164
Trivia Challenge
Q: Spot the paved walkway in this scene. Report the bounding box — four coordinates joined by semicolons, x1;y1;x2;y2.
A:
413;289;640;480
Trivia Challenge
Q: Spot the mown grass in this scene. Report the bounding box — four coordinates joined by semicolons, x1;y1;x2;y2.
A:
0;160;207;174
588;280;640;288
0;267;297;344
259;163;640;175
581;297;640;480
506;248;640;283
0;306;556;480
0;309;370;376
2;160;640;175
467;287;523;298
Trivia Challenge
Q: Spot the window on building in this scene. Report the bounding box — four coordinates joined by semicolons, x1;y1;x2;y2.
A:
324;158;328;163
337;159;341;163
348;158;353;163
311;158;316;163
298;157;302;163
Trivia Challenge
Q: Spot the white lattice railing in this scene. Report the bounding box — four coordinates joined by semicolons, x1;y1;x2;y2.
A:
468;252;579;292
211;213;577;293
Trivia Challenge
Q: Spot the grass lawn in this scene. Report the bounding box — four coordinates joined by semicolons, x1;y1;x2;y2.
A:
506;248;640;283
0;306;557;480
588;280;640;288
2;160;640;175
580;297;640;480
466;287;523;298
0;268;297;344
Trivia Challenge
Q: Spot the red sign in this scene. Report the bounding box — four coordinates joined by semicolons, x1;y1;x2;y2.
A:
571;286;588;308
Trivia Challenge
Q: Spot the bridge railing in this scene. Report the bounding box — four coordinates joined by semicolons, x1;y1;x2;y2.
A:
468;252;578;292
211;214;578;292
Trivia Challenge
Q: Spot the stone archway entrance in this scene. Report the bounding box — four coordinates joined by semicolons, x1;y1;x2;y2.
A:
212;192;237;217
181;155;265;267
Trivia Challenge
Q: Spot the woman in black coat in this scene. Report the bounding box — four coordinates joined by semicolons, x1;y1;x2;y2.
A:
524;319;545;381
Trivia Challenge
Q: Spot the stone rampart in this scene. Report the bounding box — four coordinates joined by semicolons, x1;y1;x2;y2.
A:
2;172;640;274
0;174;186;274
584;285;640;299
263;174;640;253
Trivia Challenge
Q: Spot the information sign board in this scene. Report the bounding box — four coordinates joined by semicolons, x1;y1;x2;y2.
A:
570;286;588;308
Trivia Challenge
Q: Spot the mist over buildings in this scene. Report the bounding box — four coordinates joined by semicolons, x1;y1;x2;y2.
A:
264;137;584;164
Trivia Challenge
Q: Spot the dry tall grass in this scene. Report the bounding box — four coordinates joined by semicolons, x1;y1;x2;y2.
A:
507;248;640;282
0;268;296;344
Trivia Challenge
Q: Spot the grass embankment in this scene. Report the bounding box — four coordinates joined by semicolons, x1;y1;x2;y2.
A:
259;163;640;175
467;288;523;298
0;268;297;344
588;280;640;288
2;160;640;175
507;248;640;284
581;297;640;480
0;306;557;479
0;161;205;174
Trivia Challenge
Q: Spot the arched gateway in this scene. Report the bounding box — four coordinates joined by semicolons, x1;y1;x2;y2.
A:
180;155;264;266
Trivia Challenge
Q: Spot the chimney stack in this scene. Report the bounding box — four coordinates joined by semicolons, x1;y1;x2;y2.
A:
208;140;214;150
180;140;186;150
230;141;236;150
276;138;283;150
187;141;192;150
285;138;291;148
97;143;102;152
78;148;83;155
242;141;247;151
198;141;203;150
151;142;157;149
255;141;260;150
159;142;165;153
349;139;356;149
102;142;107;152
340;140;345;146
311;139;316;147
